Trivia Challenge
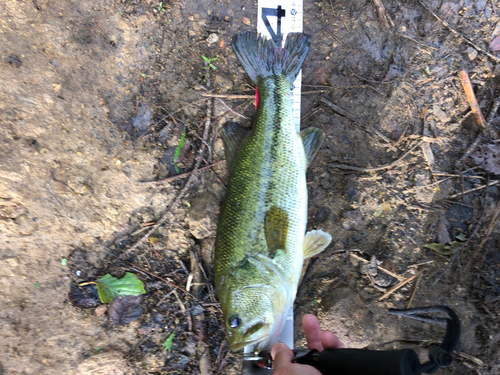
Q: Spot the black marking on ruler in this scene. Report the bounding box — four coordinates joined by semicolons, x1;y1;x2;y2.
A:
261;6;286;46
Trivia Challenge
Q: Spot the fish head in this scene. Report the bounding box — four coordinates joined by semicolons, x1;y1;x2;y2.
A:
219;257;290;352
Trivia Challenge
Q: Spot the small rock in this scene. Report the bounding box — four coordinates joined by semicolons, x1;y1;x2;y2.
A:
188;30;196;37
95;304;107;317
466;46;478;61
186;193;219;239
241;16;251;25
342;210;363;230
14;214;38;235
132;106;152;134
432;104;450;123
206;33;219;45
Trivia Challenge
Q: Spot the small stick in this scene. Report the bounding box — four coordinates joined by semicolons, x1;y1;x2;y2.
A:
465;198;500;271
419;1;500;63
139;160;226;184
202;93;253;99
406;272;423;308
459;70;489;135
456;133;482;166
320;98;392;144
408;260;435;268
431;172;484;180
399;34;438;50
447;180;499;199
378;269;426;301
124;260;193;296
373;0;395;28
350;253;404;281
486;97;500;126
329;141;423;172
403;177;452;193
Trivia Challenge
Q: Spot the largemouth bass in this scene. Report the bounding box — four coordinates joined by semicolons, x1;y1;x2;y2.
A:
214;31;332;352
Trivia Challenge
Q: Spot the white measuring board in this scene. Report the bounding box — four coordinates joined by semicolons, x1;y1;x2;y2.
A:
257;0;304;133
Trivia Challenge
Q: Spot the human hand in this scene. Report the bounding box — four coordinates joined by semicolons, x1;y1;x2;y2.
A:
271;314;342;375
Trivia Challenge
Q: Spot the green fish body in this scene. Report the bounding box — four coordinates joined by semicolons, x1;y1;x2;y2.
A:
214;32;332;352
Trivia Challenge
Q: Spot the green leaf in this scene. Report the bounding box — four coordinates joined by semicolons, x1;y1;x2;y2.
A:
95;272;146;303
173;131;186;174
210;64;217;70
61;258;67;266
202;55;209;63
164;332;175;351
425;66;431;75
35;282;40;288
423;242;461;256
158;2;163;11
455;233;466;242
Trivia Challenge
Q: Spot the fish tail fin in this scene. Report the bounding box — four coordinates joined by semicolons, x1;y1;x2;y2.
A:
232;31;311;84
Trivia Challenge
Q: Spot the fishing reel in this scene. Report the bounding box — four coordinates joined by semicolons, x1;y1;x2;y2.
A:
242;306;461;375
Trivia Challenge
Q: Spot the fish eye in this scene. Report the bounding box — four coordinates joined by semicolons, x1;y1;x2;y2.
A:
228;315;241;328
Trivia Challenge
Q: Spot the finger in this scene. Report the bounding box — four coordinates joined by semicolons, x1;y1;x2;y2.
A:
271;342;294;370
321;330;343;349
302;314;324;351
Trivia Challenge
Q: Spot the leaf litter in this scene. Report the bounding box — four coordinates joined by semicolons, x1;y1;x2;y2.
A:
108;295;143;325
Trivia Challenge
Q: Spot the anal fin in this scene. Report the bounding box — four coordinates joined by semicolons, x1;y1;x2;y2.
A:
303;229;332;259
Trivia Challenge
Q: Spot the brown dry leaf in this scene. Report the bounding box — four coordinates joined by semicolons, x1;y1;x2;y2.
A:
241;17;251;25
108;295;143;325
471;143;500;175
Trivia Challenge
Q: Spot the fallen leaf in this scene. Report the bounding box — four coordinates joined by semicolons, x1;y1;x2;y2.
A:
164;332;175;351
471;143;500;175
69;283;100;309
490;36;500;53
94;272;146;303
108;295;143;325
241;17;251;25
424;242;461;255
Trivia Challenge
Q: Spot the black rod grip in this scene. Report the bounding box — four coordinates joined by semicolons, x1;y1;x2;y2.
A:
309;348;421;375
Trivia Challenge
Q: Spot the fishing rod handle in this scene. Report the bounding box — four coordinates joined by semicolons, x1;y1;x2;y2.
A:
299;348;422;375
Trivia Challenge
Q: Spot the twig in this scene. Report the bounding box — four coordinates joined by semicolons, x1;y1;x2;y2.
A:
398;34;438;50
202;93;253;99
406;272;423;308
378;269;427;301
124;260;193;296
350;253;404;281
419;1;500;63
486;97;500;126
372;0;395;28
403;177;452;193
447;180;499;199
456;133;482;166
139;160;226;184
192;77;249;119
320;98;391;144
122;97;213;257
465;198;500;271
329;141;423;172
459;70;491;136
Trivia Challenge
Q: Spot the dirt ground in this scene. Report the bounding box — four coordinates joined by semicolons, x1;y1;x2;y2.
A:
1;0;500;374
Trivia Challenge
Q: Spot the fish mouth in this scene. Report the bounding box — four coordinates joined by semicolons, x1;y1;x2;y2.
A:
229;321;270;352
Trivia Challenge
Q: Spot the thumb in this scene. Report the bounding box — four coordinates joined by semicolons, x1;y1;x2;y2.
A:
271;342;294;370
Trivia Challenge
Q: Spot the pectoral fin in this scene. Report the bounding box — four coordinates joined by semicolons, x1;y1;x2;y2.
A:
303;229;332;259
300;128;325;167
265;206;289;258
222;122;250;173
